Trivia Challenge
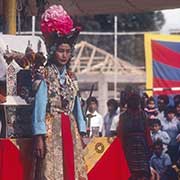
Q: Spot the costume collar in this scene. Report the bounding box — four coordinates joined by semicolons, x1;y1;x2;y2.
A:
53;64;67;85
87;110;98;116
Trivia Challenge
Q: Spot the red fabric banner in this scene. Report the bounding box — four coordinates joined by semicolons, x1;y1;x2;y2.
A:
0;137;130;180
88;137;131;180
61;112;75;180
0;139;33;180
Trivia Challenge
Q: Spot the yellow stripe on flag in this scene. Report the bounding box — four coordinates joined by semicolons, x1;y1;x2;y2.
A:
144;33;180;96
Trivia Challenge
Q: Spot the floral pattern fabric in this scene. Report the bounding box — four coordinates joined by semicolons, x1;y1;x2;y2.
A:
35;65;87;180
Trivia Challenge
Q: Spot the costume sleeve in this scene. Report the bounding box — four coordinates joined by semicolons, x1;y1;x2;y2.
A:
32;80;47;135
164;154;172;166
161;131;171;145
73;96;86;133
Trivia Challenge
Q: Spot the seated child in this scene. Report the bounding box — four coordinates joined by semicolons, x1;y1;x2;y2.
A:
144;97;158;127
150;140;172;180
151;119;171;153
150;167;160;180
172;157;180;180
163;106;180;163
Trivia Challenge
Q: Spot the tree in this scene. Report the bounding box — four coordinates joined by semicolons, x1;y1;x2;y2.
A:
74;11;165;66
75;11;165;32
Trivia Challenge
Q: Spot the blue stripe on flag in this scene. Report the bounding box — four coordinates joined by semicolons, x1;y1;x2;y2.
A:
153;60;180;81
156;40;180;53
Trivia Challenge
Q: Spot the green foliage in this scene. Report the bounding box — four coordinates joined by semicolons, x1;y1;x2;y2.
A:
74;11;165;66
74;11;165;32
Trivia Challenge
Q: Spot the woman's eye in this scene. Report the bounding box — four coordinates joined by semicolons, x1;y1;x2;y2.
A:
58;49;64;53
58;49;71;53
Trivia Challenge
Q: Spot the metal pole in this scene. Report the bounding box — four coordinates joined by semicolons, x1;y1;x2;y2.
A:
114;16;118;99
3;0;17;34
32;16;36;36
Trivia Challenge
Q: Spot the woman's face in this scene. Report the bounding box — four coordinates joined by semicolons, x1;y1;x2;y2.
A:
54;43;71;66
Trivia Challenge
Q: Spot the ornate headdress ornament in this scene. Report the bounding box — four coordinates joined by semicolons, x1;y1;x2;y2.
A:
40;5;80;56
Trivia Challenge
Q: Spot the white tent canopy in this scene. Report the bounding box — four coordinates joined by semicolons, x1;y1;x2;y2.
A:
47;0;180;15
1;0;179;16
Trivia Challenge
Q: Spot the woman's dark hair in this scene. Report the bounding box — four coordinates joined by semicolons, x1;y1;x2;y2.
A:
107;99;118;111
120;85;140;108
127;93;141;110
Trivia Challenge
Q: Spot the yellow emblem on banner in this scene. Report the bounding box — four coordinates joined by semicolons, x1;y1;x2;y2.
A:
83;137;114;173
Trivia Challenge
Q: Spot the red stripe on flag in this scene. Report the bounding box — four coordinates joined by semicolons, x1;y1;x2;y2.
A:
153;77;180;88
153;78;180;95
153;90;180;95
88;137;130;180
152;40;180;68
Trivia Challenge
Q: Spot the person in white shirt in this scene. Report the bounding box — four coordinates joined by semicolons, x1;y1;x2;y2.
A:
103;99;119;137
86;97;103;137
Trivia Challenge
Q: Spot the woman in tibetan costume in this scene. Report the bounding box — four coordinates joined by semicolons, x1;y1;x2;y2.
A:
32;5;87;180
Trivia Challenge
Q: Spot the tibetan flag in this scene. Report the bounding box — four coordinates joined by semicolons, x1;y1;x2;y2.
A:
144;33;180;96
84;137;130;180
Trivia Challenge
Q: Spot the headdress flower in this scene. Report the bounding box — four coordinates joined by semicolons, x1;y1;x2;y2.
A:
40;5;74;38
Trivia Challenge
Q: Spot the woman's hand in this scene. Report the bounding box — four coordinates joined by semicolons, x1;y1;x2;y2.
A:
80;132;88;148
33;135;46;159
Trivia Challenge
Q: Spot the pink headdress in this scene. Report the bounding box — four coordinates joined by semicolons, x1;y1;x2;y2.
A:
40;5;80;49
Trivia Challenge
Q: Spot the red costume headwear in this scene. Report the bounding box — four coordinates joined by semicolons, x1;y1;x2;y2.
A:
40;5;80;57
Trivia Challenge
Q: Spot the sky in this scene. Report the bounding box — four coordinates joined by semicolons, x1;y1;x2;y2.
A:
161;8;180;33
